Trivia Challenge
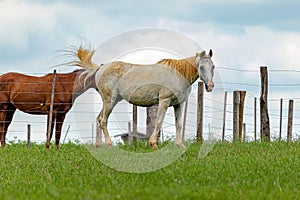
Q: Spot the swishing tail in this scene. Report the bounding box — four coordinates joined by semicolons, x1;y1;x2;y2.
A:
66;45;100;70
64;45;101;85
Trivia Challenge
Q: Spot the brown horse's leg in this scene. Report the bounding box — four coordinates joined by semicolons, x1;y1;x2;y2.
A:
0;111;5;148
45;113;56;149
0;104;16;148
54;113;66;149
149;99;170;149
173;103;185;148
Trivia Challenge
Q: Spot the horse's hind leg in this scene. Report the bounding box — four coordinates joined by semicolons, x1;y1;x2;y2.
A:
45;113;56;149
97;95;120;147
97;108;113;146
54;113;66;149
149;99;170;149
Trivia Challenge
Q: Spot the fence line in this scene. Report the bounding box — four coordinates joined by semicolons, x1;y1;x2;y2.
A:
2;66;300;144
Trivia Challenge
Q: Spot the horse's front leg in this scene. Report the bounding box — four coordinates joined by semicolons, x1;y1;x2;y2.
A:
149;99;170;149
174;103;185;148
0;111;7;148
0;104;16;148
55;113;66;149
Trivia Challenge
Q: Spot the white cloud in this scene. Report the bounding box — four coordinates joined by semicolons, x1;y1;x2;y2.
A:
0;0;56;50
0;0;108;53
157;19;300;70
0;0;115;72
192;0;261;2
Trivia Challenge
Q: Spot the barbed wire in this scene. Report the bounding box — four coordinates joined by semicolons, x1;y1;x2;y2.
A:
2;66;300;143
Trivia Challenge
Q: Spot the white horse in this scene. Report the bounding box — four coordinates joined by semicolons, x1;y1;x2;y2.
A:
68;46;215;149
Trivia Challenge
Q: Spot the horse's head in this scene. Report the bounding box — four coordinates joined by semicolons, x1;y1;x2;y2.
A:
195;50;215;92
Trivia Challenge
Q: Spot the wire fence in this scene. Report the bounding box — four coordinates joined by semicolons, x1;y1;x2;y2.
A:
1;66;300;144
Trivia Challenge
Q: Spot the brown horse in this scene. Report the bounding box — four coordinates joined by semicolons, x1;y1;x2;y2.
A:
0;68;97;148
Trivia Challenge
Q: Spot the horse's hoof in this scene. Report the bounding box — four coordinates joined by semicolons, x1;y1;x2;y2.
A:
176;143;186;148
95;143;101;148
152;144;158;150
149;141;158;150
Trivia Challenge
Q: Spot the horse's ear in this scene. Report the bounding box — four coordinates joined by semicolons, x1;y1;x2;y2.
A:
199;51;206;58
209;49;213;57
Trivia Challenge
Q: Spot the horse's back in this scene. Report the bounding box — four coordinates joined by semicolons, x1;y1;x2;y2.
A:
0;72;50;83
96;62;191;106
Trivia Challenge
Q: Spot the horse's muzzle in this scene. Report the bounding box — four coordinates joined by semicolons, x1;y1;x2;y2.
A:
205;80;214;92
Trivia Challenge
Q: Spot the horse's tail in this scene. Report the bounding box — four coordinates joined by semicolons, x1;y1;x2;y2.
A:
68;46;100;70
63;45;100;87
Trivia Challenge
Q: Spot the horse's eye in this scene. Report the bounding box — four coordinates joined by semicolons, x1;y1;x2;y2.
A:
200;66;206;74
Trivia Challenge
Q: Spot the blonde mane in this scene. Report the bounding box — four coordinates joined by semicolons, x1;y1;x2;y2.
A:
157;56;198;83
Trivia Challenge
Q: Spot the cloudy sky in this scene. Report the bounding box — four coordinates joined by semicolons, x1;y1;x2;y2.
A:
1;0;300;142
1;0;300;71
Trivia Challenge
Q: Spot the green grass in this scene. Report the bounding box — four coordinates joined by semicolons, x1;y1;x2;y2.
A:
1;141;300;200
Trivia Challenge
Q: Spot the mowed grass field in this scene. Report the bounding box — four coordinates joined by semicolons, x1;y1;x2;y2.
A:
1;141;300;200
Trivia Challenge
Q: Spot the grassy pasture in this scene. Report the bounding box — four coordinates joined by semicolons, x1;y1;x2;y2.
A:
0;141;300;200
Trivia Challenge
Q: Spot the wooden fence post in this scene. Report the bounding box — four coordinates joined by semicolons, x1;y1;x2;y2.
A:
128;122;133;145
287;99;294;142
91;123;94;144
239;91;246;140
243;123;246;142
254;97;257;141
233;90;240;141
222;91;227;142
27;124;31;149
197;82;204;142
182;99;188;141
133;105;137;134
260;66;270;142
63;125;71;144
46;69;57;148
279;98;283;140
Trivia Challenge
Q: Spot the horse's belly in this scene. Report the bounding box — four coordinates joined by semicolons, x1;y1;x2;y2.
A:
119;84;189;106
14;102;48;114
120;86;160;106
11;94;48;114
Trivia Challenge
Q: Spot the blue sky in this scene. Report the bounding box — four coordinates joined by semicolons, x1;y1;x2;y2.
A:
1;0;300;142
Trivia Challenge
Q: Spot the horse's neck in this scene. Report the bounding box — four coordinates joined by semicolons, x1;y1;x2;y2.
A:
72;72;95;98
158;56;199;84
185;56;199;84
